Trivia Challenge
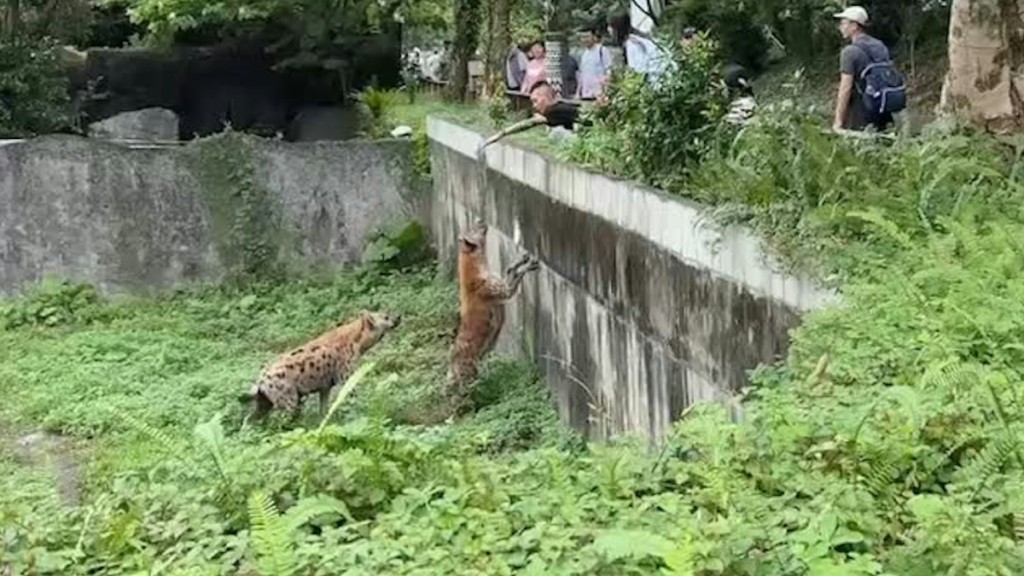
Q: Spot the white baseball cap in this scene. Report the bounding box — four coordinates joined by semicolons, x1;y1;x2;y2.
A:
833;6;869;25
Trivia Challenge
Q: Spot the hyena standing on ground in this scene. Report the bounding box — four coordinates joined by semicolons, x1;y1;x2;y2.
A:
239;310;401;424
446;220;539;416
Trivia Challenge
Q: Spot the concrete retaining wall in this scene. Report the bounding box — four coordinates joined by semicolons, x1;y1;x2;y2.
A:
0;135;421;295
428;117;837;442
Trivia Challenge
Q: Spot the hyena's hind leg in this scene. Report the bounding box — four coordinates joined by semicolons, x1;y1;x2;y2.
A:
445;356;480;418
317;378;338;419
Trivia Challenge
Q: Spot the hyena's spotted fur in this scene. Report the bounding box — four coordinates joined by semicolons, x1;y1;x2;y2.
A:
446;220;539;416
240;310;401;423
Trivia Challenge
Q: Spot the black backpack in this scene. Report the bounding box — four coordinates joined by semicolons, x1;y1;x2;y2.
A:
854;40;907;119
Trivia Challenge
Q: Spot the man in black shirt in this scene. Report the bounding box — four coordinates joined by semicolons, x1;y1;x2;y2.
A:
832;6;895;131
480;82;582;150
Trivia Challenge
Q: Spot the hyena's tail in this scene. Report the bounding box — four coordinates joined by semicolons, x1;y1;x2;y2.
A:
237;384;261;405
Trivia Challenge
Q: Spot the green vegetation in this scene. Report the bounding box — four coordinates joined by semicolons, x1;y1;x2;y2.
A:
6;95;1024;573
0;265;580;574
114;0;410;47
0;37;74;138
565;35;728;189
5;194;1024;574
4;1;1024;573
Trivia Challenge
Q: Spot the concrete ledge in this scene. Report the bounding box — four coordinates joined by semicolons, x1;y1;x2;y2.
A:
427;117;837;313
428;116;837;442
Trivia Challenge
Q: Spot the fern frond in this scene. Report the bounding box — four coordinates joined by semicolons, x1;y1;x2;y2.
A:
919;359;984;395
958;433;1018;494
846;208;914;249
861;456;901;498
317;361;381;432
247;491;297;576
109;406;191;465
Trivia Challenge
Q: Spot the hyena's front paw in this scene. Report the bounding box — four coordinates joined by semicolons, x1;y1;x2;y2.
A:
524;255;540;272
507;252;532;274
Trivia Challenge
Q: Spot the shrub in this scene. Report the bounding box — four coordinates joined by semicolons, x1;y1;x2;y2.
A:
662;0;773;70
0;37;74;137
1;279;108;329
354;87;402;138
661;0;950;68
690;90;1022;279
564;34;729;188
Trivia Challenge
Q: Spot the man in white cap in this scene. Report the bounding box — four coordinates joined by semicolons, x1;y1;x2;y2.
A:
832;5;896;132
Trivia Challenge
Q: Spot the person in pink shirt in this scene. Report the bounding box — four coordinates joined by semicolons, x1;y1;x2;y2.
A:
520;41;547;95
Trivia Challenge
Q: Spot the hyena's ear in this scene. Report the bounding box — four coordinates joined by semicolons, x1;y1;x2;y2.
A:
361;310;376;329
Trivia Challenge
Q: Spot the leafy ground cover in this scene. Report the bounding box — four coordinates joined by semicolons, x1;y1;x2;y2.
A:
3;76;1024;576
0;266;579;574
375;84;1024;575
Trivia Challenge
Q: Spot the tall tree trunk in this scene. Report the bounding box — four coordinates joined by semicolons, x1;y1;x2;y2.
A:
484;0;510;97
544;0;571;98
3;0;22;41
939;0;1024;133
448;0;482;101
544;32;566;97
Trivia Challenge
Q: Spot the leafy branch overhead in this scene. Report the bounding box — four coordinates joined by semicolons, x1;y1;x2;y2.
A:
110;0;445;67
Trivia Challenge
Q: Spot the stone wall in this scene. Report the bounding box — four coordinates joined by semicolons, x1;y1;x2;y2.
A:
0;135;421;295
428;117;837;442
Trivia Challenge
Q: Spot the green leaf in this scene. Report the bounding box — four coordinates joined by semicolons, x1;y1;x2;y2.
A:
284;494;355;529
831;528;865;547
906;495;945;522
805;557;870;576
590;529;674;562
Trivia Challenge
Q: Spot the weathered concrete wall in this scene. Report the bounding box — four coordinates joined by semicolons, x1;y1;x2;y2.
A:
428;117;837;442
0;135;421;295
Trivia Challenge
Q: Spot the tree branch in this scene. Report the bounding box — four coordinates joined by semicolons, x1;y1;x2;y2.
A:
630;0;661;27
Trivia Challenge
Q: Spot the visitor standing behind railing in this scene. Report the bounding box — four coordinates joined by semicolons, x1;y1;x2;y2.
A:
831;6;907;133
607;13;668;85
576;26;613;100
521;41;547;95
505;43;528;92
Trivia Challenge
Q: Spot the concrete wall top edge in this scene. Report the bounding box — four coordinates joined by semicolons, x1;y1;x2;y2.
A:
2;133;414;153
426;115;839;313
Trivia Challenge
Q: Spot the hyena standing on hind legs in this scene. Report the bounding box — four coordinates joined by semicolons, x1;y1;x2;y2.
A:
239;310;401;425
446;220;540;416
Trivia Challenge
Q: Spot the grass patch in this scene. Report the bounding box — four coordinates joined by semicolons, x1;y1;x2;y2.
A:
388;60;1024;574
5;51;1023;574
0;264;583;574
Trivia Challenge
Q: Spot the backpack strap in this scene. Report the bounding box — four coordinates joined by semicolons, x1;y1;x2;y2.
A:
624;37;647;69
631;36;649;57
851;41;896;93
853;41;893;72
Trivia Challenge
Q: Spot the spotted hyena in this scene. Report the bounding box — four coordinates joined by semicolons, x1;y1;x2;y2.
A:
240;310;401;423
446;220;539;415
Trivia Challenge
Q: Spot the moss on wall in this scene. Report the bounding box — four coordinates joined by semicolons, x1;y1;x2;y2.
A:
183;130;285;283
